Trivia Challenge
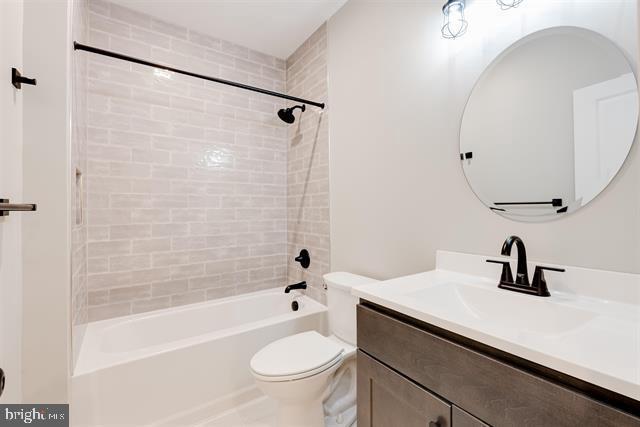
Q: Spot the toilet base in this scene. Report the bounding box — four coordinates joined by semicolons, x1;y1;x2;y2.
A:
276;398;325;427
326;405;357;427
324;357;357;427
254;362;341;427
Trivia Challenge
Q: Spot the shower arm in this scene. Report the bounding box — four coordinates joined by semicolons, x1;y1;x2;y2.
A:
73;42;326;109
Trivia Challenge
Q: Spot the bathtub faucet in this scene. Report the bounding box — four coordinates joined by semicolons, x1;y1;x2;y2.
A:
284;281;307;293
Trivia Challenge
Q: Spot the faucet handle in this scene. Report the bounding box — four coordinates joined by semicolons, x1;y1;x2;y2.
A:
294;249;310;269
535;266;566;273
531;266;565;297
486;259;514;284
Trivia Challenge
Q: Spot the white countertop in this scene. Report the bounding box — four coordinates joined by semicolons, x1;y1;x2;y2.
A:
352;251;640;400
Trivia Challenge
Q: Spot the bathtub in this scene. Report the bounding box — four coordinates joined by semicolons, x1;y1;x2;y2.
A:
72;288;327;426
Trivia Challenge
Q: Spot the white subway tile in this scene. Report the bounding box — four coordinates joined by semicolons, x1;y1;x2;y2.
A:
88;257;109;274
131;27;170;48
87;208;132;226
188;31;221;50
110;224;152;239
89;12;130;38
89;302;131;321
171;290;206;306
108;284;151;302
151;18;188;39
151;279;188;296
131;208;171;223
132;238;171;254
171;263;205;279
130;266;172;284
88;271;131;290
131;296;171;314
88;240;131;257
110;3;151;28
86;3;291;319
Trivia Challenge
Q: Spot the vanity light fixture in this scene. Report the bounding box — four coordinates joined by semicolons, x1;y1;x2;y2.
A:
441;0;468;39
496;0;524;10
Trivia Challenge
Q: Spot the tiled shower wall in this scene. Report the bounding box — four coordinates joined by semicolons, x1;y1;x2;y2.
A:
85;1;289;320
286;25;331;303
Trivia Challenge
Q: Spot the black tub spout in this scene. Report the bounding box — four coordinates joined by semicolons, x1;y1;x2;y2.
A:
285;281;307;293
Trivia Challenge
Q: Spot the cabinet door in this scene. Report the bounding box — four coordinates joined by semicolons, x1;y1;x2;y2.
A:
452;406;490;427
358;304;640;427
358;350;451;427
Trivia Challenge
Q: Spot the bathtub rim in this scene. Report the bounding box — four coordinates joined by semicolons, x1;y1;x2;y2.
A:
74;287;327;376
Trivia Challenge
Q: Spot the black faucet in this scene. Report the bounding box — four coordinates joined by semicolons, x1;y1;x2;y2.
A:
487;235;565;297
501;235;529;286
284;281;307;293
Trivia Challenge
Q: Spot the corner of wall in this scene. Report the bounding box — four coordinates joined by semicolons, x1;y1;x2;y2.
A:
285;23;331;304
70;0;90;372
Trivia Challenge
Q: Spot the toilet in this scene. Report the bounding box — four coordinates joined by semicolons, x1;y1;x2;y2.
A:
250;272;377;427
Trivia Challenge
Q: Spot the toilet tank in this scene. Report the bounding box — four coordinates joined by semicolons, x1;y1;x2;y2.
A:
323;272;378;345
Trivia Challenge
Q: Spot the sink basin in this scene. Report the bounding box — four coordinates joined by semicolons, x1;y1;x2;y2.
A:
404;282;597;336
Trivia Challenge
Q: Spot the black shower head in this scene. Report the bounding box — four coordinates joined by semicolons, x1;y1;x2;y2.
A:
277;104;306;124
277;108;295;124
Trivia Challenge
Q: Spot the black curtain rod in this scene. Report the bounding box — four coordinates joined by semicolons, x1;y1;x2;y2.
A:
73;42;325;109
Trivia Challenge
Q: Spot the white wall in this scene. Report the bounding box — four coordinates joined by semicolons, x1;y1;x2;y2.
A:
0;0;24;403
328;0;639;278
22;0;72;402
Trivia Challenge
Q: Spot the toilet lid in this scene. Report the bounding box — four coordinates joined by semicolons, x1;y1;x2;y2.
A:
250;331;344;379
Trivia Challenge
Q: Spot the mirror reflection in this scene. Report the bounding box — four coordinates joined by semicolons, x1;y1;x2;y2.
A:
460;27;638;222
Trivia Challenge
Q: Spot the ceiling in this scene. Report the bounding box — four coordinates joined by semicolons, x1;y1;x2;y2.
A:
108;0;347;59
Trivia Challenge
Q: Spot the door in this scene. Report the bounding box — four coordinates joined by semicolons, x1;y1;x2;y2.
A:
573;72;638;206
357;351;451;427
0;0;26;403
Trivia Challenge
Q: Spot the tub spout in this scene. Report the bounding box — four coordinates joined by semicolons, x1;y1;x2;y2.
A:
284;281;307;293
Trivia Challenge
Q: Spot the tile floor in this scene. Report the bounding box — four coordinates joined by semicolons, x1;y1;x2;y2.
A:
196;395;357;427
197;396;276;427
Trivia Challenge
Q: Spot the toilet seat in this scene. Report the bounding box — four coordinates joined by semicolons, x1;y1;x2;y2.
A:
250;331;345;382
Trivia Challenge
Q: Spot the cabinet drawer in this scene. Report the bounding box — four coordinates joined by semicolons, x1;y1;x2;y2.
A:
453;406;490;427
357;304;640;427
358;350;451;427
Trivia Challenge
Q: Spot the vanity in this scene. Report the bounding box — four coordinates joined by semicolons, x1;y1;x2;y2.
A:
352;251;640;427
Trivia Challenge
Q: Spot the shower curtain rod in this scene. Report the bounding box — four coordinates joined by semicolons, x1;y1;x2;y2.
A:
73;42;326;109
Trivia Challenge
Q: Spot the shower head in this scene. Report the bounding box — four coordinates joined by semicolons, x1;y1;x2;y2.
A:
277;104;306;124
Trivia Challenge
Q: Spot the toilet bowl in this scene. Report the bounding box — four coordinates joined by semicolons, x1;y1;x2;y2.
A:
250;272;377;427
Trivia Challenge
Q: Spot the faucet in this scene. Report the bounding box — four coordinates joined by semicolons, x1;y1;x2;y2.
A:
500;235;529;286
284;281;307;293
487;236;565;297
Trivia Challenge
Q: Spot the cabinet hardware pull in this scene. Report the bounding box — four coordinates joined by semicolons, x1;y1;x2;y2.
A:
0;199;37;216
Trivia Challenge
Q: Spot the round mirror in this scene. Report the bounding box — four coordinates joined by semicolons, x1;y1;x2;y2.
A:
460;27;638;222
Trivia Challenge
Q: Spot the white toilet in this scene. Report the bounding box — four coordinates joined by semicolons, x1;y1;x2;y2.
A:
250;272;377;427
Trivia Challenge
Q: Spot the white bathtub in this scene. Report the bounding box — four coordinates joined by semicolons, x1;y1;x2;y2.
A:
72;289;327;426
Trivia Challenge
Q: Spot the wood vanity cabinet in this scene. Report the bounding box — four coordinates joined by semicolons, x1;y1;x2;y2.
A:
358;350;487;427
357;303;640;427
357;350;451;427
